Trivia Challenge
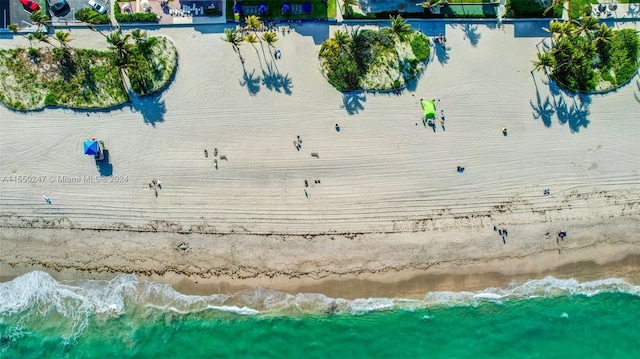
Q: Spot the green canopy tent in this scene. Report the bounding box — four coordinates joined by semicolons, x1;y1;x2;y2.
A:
421;99;436;126
421;99;436;119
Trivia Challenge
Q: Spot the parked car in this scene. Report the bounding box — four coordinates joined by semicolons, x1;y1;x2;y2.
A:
47;0;71;17
18;0;40;12
88;0;107;14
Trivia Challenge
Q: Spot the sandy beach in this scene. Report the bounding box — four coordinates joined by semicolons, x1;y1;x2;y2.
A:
1;21;639;297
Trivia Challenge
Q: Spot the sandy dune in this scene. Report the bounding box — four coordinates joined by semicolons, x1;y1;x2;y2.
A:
1;22;639;290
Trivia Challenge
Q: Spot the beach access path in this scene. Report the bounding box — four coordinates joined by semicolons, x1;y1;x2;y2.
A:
1;21;639;289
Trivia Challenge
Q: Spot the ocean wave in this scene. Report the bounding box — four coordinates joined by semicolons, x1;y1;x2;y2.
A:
1;272;639;338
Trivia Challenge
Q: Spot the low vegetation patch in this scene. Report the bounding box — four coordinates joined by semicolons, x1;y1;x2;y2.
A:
533;19;640;93
0;33;178;110
318;15;430;92
128;36;179;95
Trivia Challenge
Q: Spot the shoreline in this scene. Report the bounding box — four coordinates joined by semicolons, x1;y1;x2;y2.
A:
2;216;639;299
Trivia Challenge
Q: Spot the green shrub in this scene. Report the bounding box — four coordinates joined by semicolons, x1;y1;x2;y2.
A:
27;47;40;59
410;33;430;62
44;93;59;106
115;13;158;23
327;56;360;92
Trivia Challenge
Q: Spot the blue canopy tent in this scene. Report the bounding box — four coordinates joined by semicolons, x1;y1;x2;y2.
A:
84;140;100;156
232;3;242;13
258;3;268;14
84;139;104;160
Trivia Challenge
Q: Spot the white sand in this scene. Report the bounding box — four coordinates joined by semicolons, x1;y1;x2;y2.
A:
1;22;639;288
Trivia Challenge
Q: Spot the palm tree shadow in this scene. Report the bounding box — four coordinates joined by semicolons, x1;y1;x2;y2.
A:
530;72;590;132
434;43;450;64
129;93;166;127
635;79;640;103
280;73;293;95
341;92;366;114
461;24;481;47
240;67;261;96
554;94;590;132
531;72;555;127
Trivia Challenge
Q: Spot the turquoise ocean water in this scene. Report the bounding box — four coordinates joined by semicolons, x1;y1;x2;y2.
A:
1;271;639;358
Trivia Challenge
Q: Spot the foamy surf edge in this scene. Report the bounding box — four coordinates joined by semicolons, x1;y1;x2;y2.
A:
1;271;638;338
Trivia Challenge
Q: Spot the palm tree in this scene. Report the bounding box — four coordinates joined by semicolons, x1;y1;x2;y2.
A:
30;10;49;31
28;30;54;47
244;15;262;39
592;24;614;46
389;15;412;40
333;29;352;51
543;20;563;43
532;52;556;74
319;40;340;58
106;31;134;70
131;29;147;46
576;16;599;40
222;28;243;52
261;32;278;48
342;0;359;16
553;38;573;58
54;30;72;49
244;33;258;46
556;20;575;39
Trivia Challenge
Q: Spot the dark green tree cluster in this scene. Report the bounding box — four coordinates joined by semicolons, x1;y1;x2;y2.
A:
533;18;640;93
319;15;429;92
107;29;166;95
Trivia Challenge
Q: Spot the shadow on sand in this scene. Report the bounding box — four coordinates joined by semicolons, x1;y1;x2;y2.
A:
434;42;450;65
237;43;293;96
635;79;640;103
240;67;261;96
458;23;481;47
262;62;293;95
341;92;366;114
294;22;329;45
96;149;113;177
129;92;167;127
530;72;590;132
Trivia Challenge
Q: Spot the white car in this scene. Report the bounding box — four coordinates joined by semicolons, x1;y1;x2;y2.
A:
88;0;107;14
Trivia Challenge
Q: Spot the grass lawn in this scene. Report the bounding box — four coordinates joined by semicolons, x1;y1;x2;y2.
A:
226;0;329;21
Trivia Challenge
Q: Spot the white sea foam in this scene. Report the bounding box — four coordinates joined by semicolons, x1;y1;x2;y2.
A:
1;272;639;339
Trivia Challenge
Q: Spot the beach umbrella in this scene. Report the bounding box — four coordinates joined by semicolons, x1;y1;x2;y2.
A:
232;3;242;13
421;99;436;119
83;140;100;156
258;3;268;14
281;2;291;14
302;1;312;13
